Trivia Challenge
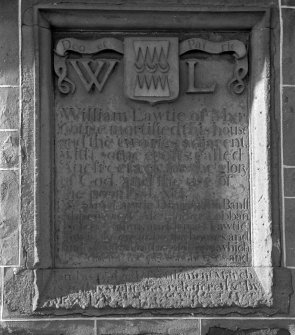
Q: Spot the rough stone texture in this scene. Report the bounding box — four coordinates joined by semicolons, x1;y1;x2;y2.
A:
0;131;19;168
96;320;200;335
0;321;94;335
285;198;295;267
282;87;295;166
284;168;295;197
282;8;295;85
3;268;34;317
0;171;19;265
0;0;19;85
35;267;273;314
206;328;289;335
0;88;19;129
201;320;295;335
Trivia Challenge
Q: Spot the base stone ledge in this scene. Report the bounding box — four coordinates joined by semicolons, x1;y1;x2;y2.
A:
28;267;290;316
3;267;292;317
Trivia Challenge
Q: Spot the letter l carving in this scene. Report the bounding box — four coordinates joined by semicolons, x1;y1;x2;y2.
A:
186;60;216;93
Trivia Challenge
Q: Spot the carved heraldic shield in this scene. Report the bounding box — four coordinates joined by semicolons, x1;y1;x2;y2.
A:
124;37;179;104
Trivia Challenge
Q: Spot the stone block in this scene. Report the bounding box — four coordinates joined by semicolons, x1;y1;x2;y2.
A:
0;131;19;168
96;320;200;335
0;0;19;85
0;170;19;265
0;88;19;129
284;168;295;196
201;320;293;335
288;268;295;315
285;198;295;267
3;268;34;317
283;87;295;166
0;320;94;335
282;8;295;85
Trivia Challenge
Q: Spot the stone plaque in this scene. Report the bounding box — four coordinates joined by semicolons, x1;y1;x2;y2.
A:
54;34;251;268
25;7;279;315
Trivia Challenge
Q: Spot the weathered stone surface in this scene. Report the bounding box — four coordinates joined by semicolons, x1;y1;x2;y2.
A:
0;171;19;265
0;0;19;85
284;168;295;197
54;33;251;268
201;320;294;335
0;321;94;335
96;319;200;335
285;198;295;267
282;8;295;85
35;267;272;313
0;131;19;168
283;87;295;166
19;24;37;268
206;328;289;335
0;88;19;129
3;268;34;316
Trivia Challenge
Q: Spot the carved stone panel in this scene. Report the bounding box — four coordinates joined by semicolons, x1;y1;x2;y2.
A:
54;33;251;268
28;7;278;316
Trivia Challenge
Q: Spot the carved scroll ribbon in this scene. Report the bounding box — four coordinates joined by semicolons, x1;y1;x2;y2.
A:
55;38;124;56
179;38;248;94
54;38;124;94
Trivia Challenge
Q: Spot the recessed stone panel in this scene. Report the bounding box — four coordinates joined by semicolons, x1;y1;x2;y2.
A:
29;7;275;315
54;33;251;268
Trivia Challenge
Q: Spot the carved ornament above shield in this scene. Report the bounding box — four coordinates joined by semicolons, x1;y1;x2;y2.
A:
124;37;179;104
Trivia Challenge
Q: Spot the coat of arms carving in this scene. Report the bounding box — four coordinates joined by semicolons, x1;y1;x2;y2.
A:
124;37;179;104
54;36;248;103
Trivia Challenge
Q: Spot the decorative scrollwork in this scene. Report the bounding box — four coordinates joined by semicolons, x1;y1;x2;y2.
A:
54;38;124;95
54;54;75;94
228;57;248;95
179;38;248;95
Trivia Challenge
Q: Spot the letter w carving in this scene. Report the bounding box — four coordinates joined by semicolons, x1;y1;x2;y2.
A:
70;59;118;92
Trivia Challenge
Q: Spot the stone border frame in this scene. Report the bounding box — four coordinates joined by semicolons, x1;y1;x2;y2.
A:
35;2;272;271
14;3;290;316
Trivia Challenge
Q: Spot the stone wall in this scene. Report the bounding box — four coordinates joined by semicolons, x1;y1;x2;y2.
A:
1;0;295;334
